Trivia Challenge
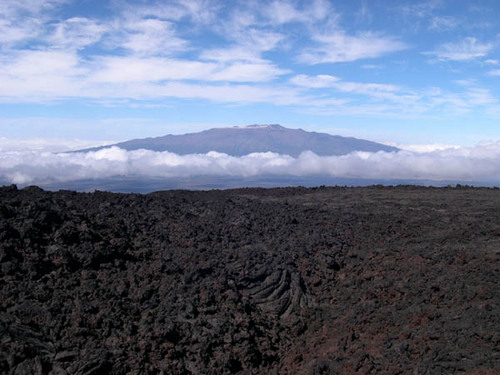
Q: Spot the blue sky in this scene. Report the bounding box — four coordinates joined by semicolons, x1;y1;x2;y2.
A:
1;0;500;147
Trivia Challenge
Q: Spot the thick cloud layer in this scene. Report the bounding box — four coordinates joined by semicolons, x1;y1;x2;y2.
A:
1;144;500;186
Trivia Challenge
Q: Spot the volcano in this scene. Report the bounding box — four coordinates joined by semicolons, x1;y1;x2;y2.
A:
78;124;398;157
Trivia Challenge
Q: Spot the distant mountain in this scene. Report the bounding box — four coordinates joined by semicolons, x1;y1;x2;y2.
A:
78;124;398;157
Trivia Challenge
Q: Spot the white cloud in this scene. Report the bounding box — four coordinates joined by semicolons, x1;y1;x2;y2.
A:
0;49;290;102
199;28;285;70
261;0;332;25
0;0;498;122
298;32;408;64
3;143;500;185
466;88;497;105
394;143;461;153
398;0;441;19
426;37;494;61
454;79;476;86
175;0;220;24
209;62;289;82
0;0;67;47
0;50;86;100
0;0;406;109
290;74;403;101
1;50;81;77
199;0;334;68
289;74;340;88
132;3;187;22
429;16;459;31
489;69;500;76
0;44;497;118
0;55;294;103
0;17;41;46
396;0;461;32
0;0;67;16
263;1;304;24
132;0;219;24
200;47;264;63
89;56;217;83
119;81;305;105
120;18;188;56
332;81;400;96
289;74;500;117
204;17;286;63
361;64;382;70
243;29;285;53
355;1;372;24
429;87;498;112
49;17;108;50
89;56;287;84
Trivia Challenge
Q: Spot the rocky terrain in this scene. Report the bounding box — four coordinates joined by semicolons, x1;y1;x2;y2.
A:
0;184;499;374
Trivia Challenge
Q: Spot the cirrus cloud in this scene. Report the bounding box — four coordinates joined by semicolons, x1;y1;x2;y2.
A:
298;32;408;64
426;37;495;61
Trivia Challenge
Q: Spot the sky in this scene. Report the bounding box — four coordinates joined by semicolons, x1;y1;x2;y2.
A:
2;0;500;187
1;0;500;146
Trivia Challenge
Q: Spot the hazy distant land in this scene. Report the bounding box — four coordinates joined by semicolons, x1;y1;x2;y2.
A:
3;125;499;191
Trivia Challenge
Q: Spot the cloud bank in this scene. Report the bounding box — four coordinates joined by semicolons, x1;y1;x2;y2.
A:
2;144;500;186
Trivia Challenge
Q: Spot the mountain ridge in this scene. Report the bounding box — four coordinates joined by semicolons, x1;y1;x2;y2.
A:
77;124;398;157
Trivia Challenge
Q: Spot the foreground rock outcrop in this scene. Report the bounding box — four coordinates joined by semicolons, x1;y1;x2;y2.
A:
0;185;499;374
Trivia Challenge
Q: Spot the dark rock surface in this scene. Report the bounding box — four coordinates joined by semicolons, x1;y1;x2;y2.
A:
0;184;499;374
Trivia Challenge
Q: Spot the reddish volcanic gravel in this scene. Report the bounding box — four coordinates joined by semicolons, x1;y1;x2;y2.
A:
0;184;499;374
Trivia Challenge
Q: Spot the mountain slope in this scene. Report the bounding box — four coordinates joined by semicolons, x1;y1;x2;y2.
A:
79;124;398;157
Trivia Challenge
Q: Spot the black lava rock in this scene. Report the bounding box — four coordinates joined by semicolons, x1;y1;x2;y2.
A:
0;185;499;374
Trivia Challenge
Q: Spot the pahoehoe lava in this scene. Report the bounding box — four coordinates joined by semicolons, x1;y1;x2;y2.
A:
0;184;499;374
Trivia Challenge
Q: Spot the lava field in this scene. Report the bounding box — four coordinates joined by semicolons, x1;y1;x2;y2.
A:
0;184;499;374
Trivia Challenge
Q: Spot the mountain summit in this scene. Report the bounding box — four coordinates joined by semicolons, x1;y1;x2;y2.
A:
80;125;398;157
